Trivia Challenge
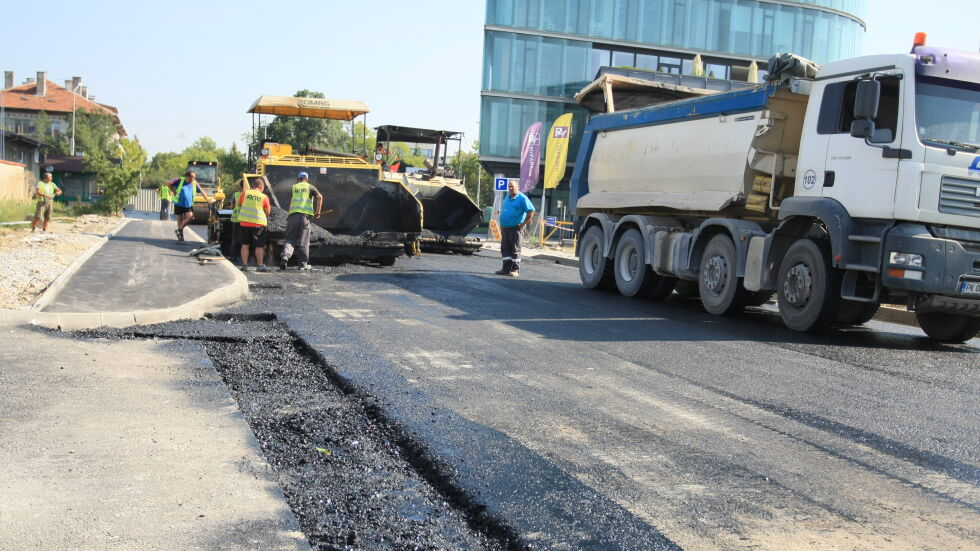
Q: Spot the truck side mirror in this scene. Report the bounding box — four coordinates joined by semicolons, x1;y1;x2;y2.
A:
854;80;880;120
850;119;874;139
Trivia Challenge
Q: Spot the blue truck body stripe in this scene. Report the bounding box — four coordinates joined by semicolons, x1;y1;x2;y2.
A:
572;85;778;211
586;85;778;132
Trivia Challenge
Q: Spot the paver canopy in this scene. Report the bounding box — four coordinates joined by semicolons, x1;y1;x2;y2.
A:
247;95;369;121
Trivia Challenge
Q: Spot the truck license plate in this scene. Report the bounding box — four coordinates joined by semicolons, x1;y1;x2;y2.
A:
961;281;980;296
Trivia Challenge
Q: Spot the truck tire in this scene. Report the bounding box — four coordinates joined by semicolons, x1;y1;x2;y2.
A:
698;234;746;315
579;225;614;290
776;239;840;332
836;300;879;326
916;312;980;343
614;229;652;297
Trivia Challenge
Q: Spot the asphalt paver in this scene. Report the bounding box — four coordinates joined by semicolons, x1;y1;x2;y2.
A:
221;250;979;550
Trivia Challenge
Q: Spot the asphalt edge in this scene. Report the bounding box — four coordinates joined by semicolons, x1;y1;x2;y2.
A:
0;223;250;331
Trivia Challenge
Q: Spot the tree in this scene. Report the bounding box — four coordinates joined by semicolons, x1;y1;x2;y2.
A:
87;137;145;215
73;109;119;159
144;138;248;197
30;111;69;154
449;141;493;208
144;151;186;187
218;143;247;195
263;90;349;153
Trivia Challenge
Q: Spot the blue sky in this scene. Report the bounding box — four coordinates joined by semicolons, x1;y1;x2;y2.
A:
2;1;977;157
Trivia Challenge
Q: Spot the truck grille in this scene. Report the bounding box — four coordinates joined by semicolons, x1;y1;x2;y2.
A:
939;176;980;218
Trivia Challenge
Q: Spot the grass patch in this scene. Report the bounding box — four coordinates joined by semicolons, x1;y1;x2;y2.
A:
0;199;87;223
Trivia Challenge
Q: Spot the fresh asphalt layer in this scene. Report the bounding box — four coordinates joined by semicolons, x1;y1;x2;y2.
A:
222;249;979;550
42;220;236;313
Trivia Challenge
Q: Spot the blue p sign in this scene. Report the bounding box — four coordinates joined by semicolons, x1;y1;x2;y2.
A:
494;178;508;191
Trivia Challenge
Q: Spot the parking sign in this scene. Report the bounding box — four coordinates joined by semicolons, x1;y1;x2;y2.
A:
494;178;508;191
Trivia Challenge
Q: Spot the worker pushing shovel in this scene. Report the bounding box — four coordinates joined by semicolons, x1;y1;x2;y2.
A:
279;171;324;271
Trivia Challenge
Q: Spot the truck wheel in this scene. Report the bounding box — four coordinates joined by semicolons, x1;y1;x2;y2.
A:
699;234;746;315
579;226;614;290
614;229;651;297
916;312;980;343
836;300;879;326
777;239;840;332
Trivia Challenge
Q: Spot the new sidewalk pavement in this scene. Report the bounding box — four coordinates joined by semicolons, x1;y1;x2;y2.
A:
0;220;248;330
0;326;309;550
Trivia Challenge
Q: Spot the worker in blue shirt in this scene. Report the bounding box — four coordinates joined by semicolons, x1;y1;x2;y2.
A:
169;170;212;241
496;179;535;277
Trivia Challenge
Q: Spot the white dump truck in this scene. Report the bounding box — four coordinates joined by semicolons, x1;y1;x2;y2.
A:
570;36;980;343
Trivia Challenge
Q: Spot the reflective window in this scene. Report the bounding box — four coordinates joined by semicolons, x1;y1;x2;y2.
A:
612;51;635;67
486;0;865;63
480;96;588;159
484;31;596;97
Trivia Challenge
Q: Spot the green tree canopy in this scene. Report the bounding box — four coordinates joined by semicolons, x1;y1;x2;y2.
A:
144;137;247;197
262;90;349;153
449;141;492;208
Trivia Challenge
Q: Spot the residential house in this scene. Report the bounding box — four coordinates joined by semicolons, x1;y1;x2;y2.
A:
0;71;127;148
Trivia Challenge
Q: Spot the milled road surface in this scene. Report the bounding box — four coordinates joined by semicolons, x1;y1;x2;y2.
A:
226;250;979;550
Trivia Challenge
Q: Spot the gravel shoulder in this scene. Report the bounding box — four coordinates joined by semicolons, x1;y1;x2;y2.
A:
0;215;123;310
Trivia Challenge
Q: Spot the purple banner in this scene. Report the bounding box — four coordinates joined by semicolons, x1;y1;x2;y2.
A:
519;122;542;193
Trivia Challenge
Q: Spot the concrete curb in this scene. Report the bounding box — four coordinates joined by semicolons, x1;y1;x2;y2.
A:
0;224;250;331
30;219;131;311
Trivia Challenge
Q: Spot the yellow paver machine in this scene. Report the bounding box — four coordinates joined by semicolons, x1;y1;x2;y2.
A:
209;96;422;266
376;125;483;255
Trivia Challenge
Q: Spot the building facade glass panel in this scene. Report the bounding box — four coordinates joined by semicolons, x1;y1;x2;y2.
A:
486;0;864;63
480;96;587;160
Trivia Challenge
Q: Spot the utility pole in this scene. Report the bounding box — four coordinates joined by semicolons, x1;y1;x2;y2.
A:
1;90;6;161
70;83;77;156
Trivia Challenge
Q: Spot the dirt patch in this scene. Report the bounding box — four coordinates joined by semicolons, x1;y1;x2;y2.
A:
0;215;123;309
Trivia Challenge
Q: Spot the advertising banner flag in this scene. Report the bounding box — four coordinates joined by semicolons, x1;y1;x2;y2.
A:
543;113;574;190
519;122;542;193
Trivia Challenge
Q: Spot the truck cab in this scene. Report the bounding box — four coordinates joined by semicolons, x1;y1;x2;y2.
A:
790;43;980;333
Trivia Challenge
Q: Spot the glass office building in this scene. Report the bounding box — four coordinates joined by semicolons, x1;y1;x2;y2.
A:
480;0;866;199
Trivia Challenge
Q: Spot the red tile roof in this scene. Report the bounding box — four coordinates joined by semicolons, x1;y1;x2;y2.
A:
0;80;127;137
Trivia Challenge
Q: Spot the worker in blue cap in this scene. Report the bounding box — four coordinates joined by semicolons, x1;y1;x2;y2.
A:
279;171;323;270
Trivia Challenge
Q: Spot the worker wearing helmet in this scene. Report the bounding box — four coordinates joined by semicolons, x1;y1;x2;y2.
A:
279;171;323;271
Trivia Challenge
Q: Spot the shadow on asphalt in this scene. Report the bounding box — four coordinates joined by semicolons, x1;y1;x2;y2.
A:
334;270;979;354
